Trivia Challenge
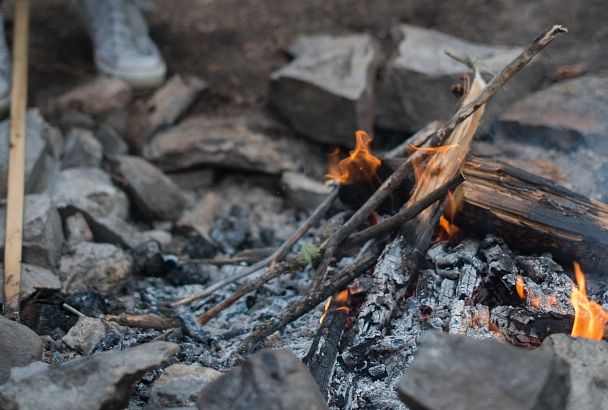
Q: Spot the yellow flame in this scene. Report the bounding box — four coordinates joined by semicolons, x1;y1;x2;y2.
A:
570;261;608;340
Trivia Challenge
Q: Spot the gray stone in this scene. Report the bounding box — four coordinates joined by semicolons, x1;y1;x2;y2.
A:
109;155;186;221
0;193;65;267
0;341;179;410
59;242;133;293
85;214;147;249
269;34;381;145
147;74;207;135
49;167;129;220
168;168;215;192
0;316;42;384
540;334;608;410
280;171;332;211
61;128;103;168
148;363;221;409
52;76;133;117
93;124;129;156
376;24;543;133
498;75;608;153
20;263;62;300
397;332;569;410
65;212;94;245
144;115;295;174
0;109;62;198
196;349;329;410
62;317;107;355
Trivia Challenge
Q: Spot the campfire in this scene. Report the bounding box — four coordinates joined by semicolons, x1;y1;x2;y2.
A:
2;5;608;409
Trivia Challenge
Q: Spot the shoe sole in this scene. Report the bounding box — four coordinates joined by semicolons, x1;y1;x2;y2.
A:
96;58;167;88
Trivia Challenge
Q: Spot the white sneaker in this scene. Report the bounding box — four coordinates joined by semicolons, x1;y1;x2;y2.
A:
0;13;11;114
78;0;166;88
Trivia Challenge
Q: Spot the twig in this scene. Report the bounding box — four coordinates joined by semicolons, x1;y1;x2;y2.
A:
196;258;303;325
106;313;180;329
346;174;464;247
237;240;382;354
171;188;339;306
383;120;440;158
62;303;86;318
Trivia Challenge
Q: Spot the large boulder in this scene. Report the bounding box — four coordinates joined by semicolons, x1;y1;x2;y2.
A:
0;316;42;384
269;34;381;145
375;24;543;134
397;332;569;410
196;349;329;410
0;341;179;410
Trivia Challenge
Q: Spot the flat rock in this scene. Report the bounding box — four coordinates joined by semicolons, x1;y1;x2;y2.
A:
0;316;42;384
376;24;543;133
0;109;61;198
147;74;207;135
148;363;221;409
20;263;62;300
51;76;133;117
498;75;608;153
280;171;332;210
59;242;133;293
269;34;381;145
143;115;295;174
0;341;179;410
168;168;215;192
49;167;129;220
540;334;608;410
109;155;186;221
397;332;569;410
62;316;107;355
195;349;328;410
61;128;103;168
0;193;65;267
65;212;94;245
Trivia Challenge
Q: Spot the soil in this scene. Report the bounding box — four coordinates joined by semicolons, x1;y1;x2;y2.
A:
0;0;604;115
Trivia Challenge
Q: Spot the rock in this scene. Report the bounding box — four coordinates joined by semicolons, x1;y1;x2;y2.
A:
0;341;179;410
376;24;543;133
147;74;207;135
176;192;221;238
93;124;129;156
20;263;62;300
62;316;107;355
196;349;329;410
51;76;133;117
49;167;129;220
61;128;103;168
65;212;94;245
269;34;381;145
540;334;608;410
0;109;62;198
168;168;215;192
396;332;569;410
280;171;332;210
109;155;186;221
0;193;65;267
59;242;133;293
0;316;42;384
148;363;221;408
498;75;608;153
143;115;295;174
141;230;173;246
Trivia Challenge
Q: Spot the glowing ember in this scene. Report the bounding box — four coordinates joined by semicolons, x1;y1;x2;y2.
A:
433;191;461;242
326;130;381;185
515;275;526;300
570;261;608;340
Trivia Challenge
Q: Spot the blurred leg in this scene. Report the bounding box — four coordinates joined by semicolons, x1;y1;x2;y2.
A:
77;0;166;88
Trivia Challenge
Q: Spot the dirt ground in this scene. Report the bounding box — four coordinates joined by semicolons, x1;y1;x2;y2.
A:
3;0;606;114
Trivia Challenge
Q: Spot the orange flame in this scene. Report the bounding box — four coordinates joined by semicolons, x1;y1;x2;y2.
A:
433;191;461;242
319;289;352;324
515;275;526;300
571;261;608;340
326;130;381;185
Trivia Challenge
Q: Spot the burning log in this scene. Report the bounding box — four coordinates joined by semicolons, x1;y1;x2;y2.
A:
460;156;608;272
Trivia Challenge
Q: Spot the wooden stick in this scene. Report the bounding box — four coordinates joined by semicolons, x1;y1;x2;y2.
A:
171;188;339;306
383;120;439;159
3;0;29;319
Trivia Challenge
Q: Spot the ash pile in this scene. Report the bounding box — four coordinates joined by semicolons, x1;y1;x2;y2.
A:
1;14;608;410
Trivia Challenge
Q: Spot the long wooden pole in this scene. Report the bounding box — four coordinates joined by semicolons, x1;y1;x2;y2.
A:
3;0;30;319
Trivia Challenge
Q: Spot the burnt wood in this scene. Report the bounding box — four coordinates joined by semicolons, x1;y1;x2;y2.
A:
461;157;608;273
